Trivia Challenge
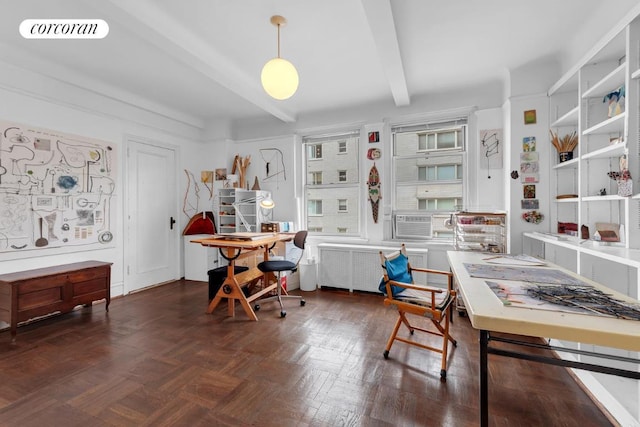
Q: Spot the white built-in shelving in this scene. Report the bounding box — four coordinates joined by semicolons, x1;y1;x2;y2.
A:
539;12;640;427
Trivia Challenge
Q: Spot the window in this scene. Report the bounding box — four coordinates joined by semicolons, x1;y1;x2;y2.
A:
417;128;463;151
308;144;322;160
310;171;323;185
308;200;323;216
392;119;467;240
338;140;347;153
303;130;360;236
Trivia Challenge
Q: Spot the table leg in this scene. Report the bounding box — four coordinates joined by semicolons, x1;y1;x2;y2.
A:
206;251;259;321
480;329;489;427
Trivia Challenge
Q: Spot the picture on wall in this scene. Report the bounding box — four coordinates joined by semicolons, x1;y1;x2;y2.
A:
523;185;536;199
523;136;536;152
0;120;116;254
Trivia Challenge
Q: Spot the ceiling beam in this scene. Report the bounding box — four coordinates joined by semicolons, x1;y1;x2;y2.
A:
98;0;297;123
360;0;410;107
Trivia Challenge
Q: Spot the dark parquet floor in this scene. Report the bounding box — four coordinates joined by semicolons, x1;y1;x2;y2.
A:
0;280;615;426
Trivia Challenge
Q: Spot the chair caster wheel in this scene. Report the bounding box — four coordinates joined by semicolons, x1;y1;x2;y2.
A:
254;304;260;311
440;370;447;381
300;300;306;306
280;311;286;318
383;350;389;359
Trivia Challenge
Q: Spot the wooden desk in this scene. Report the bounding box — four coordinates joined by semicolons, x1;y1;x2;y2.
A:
191;233;292;320
446;251;640;427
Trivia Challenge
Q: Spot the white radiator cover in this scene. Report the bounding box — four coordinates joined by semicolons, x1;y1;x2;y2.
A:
317;243;429;293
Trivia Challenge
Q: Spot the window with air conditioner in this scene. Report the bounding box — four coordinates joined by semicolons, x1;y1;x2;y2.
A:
392;119;467;240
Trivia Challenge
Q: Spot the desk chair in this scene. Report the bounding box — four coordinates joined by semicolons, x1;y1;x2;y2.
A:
379;244;457;380
255;230;308;318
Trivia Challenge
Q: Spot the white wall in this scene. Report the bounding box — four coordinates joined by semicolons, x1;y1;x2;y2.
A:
0;60;211;297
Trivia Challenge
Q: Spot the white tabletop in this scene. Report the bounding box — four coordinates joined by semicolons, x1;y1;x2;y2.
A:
447;251;640;351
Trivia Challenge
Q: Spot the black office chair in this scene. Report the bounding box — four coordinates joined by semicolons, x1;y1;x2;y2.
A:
255;230;308;317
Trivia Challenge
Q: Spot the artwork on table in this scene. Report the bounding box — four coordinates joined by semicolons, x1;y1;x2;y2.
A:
367;163;381;223
522;136;536;152
464;263;588;285
523;185;536;199
521;199;539;209
479;129;503;176
368;131;380;143
524;109;537;124
0;120;116;254
485;281;640;320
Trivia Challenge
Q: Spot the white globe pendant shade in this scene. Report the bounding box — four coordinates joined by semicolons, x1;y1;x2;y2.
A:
261;57;299;100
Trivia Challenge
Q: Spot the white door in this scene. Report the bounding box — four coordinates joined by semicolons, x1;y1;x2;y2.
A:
126;139;179;292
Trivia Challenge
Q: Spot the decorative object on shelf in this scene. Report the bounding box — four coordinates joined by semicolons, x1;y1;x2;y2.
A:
261;15;298;100
595;222;620;242
510;170;519;179
251;176;261;190
522;210;543;224
556;194;578;199
367;163;381;223
581;225;589;240
549;130;578;162
558;222;578;236
522;136;536;152
607;155;632;197
603;85;625;118
599;188;607;196
368;131;379;143
479;128;502;178
367;147;381;160
523;110;537;124
225;174;238;189
232;155;251;189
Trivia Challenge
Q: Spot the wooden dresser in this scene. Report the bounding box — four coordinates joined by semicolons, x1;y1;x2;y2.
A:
0;260;112;339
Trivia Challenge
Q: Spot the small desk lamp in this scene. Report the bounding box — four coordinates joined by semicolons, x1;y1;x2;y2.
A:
232;195;275;232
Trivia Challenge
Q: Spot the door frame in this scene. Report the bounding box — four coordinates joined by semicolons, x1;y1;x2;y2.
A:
124;134;181;294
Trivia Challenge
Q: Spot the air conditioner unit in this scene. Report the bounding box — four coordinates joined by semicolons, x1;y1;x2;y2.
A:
395;214;432;239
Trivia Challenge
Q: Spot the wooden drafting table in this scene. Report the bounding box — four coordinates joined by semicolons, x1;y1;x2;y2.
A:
191;233;292;320
446;251;640;427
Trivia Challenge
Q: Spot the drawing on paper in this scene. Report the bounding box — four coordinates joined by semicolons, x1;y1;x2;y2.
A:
0;120;116;253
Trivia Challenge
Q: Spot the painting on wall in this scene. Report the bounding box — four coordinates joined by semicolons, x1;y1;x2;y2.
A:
0;120;116;254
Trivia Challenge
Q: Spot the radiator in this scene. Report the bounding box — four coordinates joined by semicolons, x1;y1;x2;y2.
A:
317;243;429;293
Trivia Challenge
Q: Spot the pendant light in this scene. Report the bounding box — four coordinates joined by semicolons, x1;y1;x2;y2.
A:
261;15;299;100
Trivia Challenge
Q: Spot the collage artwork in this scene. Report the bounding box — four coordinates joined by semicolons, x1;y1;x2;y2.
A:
0;120;116;254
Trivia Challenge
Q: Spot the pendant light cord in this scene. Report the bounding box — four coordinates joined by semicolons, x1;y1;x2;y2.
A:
277;23;281;58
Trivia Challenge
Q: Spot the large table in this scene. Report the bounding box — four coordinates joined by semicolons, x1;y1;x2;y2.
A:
446;250;640;426
191;233;292;320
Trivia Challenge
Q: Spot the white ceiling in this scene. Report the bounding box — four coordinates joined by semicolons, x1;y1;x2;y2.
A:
1;0;637;131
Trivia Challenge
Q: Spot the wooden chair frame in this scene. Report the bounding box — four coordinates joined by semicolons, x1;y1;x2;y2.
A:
380;244;457;380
